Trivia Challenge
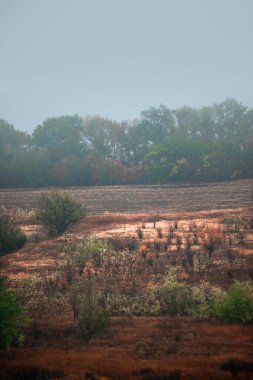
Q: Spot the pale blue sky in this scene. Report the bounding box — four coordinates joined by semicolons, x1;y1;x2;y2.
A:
0;0;252;131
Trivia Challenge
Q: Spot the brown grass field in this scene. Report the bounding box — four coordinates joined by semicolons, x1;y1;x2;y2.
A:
0;180;253;380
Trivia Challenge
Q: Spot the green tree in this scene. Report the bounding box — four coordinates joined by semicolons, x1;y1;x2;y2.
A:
32;115;85;160
82;116;126;160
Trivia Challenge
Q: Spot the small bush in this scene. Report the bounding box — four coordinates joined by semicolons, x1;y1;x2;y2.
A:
157;228;163;238
152;269;192;315
36;190;85;235
0;278;31;349
64;237;109;276
77;279;109;343
136;227;143;239
0;206;27;255
215;281;253;323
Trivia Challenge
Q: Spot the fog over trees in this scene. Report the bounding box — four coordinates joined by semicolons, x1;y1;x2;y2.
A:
0;99;252;188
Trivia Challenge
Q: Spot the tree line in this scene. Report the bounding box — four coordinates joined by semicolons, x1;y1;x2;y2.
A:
0;98;252;187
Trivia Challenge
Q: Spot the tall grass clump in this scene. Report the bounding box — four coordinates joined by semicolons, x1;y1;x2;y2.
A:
36;190;85;235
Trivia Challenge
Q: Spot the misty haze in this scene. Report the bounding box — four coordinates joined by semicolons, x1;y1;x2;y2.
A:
0;1;253;379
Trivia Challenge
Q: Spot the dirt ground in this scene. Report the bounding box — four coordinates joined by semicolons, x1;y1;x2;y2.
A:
0;183;253;380
0;179;252;214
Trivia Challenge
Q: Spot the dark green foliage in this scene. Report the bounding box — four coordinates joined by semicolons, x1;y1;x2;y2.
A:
0;278;30;349
0;206;27;254
0;99;252;187
216;281;253;323
36;191;85;235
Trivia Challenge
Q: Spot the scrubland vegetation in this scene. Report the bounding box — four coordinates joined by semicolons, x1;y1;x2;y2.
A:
0;188;253;379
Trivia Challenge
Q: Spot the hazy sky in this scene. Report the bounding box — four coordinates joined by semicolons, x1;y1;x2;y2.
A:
0;0;253;132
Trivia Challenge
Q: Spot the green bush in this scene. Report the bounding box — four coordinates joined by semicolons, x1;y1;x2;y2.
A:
187;281;253;323
64;237;109;276
0;206;27;254
36;191;85;235
0;278;31;349
152;269;192;315
188;282;226;320
76;279;109;343
214;281;253;323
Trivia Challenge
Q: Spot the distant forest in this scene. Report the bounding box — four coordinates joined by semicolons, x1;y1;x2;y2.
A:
1;99;252;188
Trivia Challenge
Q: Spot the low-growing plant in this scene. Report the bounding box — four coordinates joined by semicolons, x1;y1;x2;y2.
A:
0;206;27;255
0;277;31;349
103;293;132;316
68;283;83;319
156;227;163;238
102;292;160;316
136;227;143;239
64;237;109;276
169;224;175;234
199;227;222;258
14;208;36;225
41;273;61;305
154;240;161;251
36;190;85;235
193;252;209;272
237;230;245;245
176;235;182;251
185;248;195;269
225;249;237;266
126;237;139;251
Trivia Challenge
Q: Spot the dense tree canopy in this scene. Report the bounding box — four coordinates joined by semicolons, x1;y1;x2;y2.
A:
0;99;252;187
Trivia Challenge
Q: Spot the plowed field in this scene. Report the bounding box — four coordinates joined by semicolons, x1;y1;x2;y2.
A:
0;179;252;214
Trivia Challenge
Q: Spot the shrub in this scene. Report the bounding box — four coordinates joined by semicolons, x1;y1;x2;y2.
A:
215;281;253;323
36;190;85;235
156;228;163;238
152;269;192;315
136;227;143;239
77;279;109;343
188;283;226;320
0;206;27;254
0;278;31;349
64;237;109;276
102;293;160;316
